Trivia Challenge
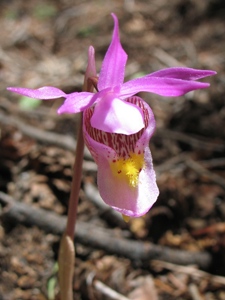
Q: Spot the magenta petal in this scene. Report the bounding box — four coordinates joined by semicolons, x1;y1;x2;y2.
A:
90;93;144;134
120;76;211;97
97;13;127;91
148;67;217;80
57;92;95;114
7;86;66;99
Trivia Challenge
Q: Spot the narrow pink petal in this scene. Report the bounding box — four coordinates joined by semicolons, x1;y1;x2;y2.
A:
57;92;95;114
97;13;127;91
120;76;211;97
7;86;66;99
148;67;216;80
90;93;144;134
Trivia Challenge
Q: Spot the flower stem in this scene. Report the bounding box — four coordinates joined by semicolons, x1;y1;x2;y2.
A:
58;46;96;299
58;114;84;300
65;113;84;238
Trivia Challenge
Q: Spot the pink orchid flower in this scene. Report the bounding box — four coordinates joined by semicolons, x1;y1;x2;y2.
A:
8;14;216;218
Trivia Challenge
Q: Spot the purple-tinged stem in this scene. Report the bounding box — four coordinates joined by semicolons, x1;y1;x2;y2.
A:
65;113;84;238
58;114;84;300
58;47;96;298
65;76;96;238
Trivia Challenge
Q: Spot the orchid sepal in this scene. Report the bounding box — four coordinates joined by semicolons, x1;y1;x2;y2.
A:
147;67;216;80
7;86;66;99
97;13;127;91
120;73;214;98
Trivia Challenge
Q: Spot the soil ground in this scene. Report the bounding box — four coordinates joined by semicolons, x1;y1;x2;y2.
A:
0;0;225;299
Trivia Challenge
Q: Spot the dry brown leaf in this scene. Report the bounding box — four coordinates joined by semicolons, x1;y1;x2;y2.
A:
128;276;158;300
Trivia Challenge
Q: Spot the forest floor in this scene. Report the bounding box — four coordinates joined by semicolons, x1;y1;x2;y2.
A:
0;0;225;299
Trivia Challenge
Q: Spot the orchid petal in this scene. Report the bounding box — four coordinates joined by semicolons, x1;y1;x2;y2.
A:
7;86;66;99
97;147;158;217
120;76;211;98
83;128;158;217
83;96;159;217
97;13;127;91
90;93;144;134
148;67;217;80
57;92;95;114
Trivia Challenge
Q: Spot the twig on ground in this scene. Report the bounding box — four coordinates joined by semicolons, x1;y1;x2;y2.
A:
151;260;225;286
155;152;187;176
0;111;91;159
186;158;225;190
94;280;131;300
128;275;159;300
167;272;187;297
200;157;225;169
157;129;225;152
87;273;131;300
0;192;212;269
189;284;204;300
0;111;75;150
